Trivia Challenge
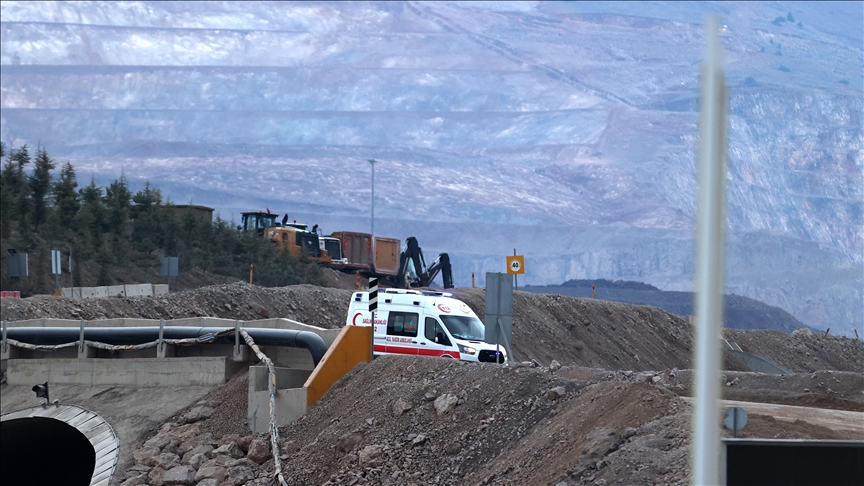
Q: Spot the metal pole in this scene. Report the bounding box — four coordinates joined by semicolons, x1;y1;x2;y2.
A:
369;159;376;265
235;320;240;357
513;249;518;291
691;16;728;486
79;319;85;354
69;249;73;299
158;318;165;356
2;321;7;354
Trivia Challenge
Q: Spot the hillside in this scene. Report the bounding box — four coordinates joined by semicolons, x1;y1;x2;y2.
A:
524;279;807;332
3;282;862;485
1;1;860;336
3;282;861;374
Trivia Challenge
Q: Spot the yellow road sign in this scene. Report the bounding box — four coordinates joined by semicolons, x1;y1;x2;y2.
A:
507;255;525;274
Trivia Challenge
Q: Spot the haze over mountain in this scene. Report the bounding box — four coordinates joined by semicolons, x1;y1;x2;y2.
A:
1;1;861;335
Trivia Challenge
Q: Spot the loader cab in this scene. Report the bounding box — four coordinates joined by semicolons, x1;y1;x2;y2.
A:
267;227;320;258
241;211;280;236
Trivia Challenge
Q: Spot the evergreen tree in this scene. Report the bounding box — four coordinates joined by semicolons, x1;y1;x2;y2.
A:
29;146;56;230
52;162;80;230
75;176;107;251
11;145;32;228
0;144;13;238
96;246;114;286
131;181;163;254
104;173;131;235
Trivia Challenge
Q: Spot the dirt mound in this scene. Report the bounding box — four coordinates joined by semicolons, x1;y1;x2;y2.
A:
726;328;864;373
117;356;861;486
0;282;354;328
3;284;862;373
279;356;858;485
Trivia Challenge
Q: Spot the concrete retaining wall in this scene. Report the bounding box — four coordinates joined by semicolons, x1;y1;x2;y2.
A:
247;366;312;433
58;283;168;299
5;357;240;387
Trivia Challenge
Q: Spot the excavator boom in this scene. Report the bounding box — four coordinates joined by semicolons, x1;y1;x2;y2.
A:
397;237;454;289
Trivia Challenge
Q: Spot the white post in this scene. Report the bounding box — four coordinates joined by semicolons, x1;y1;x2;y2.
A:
691;16;728;486
369;159;376;267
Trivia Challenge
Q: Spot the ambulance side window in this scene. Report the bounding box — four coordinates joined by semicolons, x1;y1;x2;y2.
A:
425;317;451;346
388;312;419;338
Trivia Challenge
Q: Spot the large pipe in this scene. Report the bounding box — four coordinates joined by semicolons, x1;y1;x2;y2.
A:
5;327;329;366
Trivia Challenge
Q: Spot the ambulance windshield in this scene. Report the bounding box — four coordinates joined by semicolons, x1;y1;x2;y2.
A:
440;315;484;341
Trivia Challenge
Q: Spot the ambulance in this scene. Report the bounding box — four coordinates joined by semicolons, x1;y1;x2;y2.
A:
346;288;506;364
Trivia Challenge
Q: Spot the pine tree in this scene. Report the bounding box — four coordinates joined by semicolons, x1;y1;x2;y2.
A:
75;176;106;250
96;246;114;286
52;162;80;229
11;145;32;229
29;146;56;230
131;181;163;254
0;143;14;238
104;173;131;235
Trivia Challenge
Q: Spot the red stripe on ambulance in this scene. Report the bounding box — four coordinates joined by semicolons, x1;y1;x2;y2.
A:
373;344;459;359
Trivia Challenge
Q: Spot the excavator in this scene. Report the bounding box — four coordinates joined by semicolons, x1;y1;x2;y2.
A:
395;236;454;289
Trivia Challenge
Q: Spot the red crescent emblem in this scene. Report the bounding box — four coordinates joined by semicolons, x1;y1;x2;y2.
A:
352;312;362;326
437;304;451;313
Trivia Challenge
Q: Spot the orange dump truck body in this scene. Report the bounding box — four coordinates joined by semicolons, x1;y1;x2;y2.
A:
330;232;400;276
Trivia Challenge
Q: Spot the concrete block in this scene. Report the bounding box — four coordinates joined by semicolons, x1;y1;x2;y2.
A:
153;284;169;296
107;285;126;297
78;344;97;359
248;388;308;434
249;366;312;393
233;345;249;362
269;346;316;370
157;343;177;358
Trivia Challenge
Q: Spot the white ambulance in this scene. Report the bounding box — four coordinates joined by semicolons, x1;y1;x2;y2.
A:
346;288;506;364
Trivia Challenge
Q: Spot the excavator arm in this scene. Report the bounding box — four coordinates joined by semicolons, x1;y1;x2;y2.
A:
396;237;454;289
424;253;453;289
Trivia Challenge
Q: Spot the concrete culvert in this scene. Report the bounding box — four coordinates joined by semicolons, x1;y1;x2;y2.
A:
1;417;95;485
1;405;118;486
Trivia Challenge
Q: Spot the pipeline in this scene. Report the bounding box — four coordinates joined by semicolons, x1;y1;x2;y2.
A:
4;326;328;366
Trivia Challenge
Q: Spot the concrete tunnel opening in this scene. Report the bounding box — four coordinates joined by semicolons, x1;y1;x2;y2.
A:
1;417;96;486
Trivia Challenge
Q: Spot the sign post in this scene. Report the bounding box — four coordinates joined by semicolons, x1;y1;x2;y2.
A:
51;250;61;291
6;251;28;278
506;252;524;291
159;256;179;291
723;406;748;438
485;272;513;364
368;277;378;357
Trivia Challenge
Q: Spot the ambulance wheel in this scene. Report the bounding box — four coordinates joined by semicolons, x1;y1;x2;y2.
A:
442;355;455;359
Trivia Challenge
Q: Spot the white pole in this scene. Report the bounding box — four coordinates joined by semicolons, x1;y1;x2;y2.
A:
369;159;376;267
691;16;728;486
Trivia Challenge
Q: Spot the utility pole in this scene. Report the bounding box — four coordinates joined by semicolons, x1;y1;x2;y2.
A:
368;159;376;262
691;16;728;486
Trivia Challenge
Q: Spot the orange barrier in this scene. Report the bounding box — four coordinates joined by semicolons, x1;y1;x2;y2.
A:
304;325;372;406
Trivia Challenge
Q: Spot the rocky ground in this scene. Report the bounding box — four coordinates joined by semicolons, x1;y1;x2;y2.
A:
2;282;862;486
116;357;862;486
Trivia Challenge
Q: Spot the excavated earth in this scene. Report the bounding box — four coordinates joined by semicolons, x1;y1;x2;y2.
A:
2;282;863;486
3;282;861;373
